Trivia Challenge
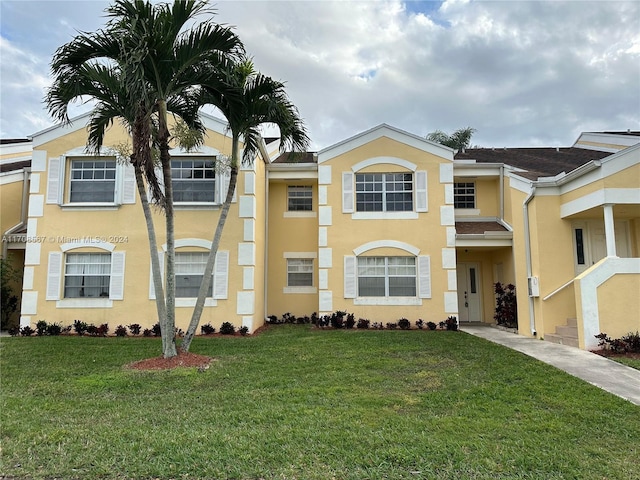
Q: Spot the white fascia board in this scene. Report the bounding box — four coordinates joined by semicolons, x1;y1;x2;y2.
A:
317;124;454;163
199;112;229;135
0;141;33;158
31;112;93;147
267;163;318;180
506;172;534;194
455;237;513;247
573;132;640;151
453;163;502;177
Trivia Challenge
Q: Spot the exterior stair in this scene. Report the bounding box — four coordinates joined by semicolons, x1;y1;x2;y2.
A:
545;318;579;348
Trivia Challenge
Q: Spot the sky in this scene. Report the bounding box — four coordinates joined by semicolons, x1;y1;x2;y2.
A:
1;0;639;151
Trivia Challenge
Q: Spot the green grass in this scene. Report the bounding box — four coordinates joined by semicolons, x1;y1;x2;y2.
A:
611;356;640;370
1;325;639;480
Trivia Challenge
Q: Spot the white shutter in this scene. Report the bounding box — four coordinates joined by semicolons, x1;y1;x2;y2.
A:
418;255;431;299
46;156;63;204
342;172;354;213
46;251;63;300
109;252;126;300
213;250;229;299
415;171;428;212
122;164;136;204
344;255;357;298
149;251;165;299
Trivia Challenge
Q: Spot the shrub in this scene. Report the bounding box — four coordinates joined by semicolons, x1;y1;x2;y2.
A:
151;323;161;337
311;312;319;325
356;318;370;329
266;315;280;324
622;331;640;353
201;323;216;335
97;323;109;337
415;319;424;330
345;313;356;329
46;323;63;336
142;328;153;337
596;332;640;354
36;320;48;336
73;320;88;336
330;311;346;329
439;316;458;331
427;321;437;331
128;323;142;336
114;325;128;337
386;322;398;330
8;326;20;336
494;282;517;328
371;322;384;330
239;326;249;336
20;326;34;336
398;318;411;330
220;322;235;335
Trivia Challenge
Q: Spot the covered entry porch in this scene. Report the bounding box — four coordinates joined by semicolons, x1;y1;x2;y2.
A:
455;221;514;324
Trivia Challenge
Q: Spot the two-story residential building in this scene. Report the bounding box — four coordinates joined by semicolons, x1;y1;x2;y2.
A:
3;114;639;351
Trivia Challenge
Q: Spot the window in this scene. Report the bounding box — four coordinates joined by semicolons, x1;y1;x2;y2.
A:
64;253;111;298
171;159;215;202
454;182;475;209
357;256;416;297
287;186;313;211
70;160;116;202
287;258;313;287
175;252;212;298
355;173;413;212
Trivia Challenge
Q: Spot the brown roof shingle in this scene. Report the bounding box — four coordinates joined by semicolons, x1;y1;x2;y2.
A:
455;147;611;180
272;152;316;164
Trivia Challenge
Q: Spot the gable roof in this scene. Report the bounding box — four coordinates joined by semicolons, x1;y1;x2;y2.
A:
272;152;316;164
317;124;454;164
455;147;612;180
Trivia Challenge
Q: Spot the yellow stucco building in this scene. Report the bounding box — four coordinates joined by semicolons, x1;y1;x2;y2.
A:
2;115;639;350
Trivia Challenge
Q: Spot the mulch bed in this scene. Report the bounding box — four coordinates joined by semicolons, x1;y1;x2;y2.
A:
126;352;212;371
591;350;640;361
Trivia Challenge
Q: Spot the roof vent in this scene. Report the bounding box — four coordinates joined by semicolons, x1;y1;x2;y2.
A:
556;147;560;152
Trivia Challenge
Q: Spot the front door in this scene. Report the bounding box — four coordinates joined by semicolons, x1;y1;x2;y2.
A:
457;262;482;322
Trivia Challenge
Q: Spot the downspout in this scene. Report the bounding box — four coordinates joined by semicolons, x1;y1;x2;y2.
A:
523;185;537;336
499;165;504;221
264;168;270;323
2;167;31;259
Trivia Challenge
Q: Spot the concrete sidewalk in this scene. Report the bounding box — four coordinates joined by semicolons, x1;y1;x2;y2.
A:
461;325;640;406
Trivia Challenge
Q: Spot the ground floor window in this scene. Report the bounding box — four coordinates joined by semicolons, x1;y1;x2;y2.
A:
175;252;212;297
287;258;314;287
357;256;416;297
64;253;111;298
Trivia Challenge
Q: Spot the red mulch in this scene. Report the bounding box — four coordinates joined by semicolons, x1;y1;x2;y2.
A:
126;352;212;371
591;350;640;360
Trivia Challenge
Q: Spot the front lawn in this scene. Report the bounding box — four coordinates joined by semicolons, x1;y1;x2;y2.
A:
1;326;638;479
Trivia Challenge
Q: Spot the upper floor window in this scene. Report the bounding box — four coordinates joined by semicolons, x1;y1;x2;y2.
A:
175;252;212;298
287;258;314;287
70;160;116;203
357;256;416;297
171;159;215;203
287;186;313;211
355;173;413;212
64;252;111;298
454;182;475;209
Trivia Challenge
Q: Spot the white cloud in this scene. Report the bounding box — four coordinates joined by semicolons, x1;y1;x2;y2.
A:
0;0;638;149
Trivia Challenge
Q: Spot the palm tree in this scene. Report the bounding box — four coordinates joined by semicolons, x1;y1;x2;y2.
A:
426;127;476;152
46;0;243;358
180;58;310;352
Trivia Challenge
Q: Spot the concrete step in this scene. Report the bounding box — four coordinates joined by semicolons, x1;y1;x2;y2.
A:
556;325;578;338
566;317;578;327
562;336;580;348
545;333;563;345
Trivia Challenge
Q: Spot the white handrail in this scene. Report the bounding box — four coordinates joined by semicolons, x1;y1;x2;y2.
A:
542;278;575;301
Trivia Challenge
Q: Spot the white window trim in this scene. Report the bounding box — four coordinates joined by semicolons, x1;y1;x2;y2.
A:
284;257;315;292
286;185;314;213
283;211;317;218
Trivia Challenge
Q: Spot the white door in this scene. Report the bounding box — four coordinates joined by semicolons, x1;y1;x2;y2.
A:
573;220;630;273
457;263;482;322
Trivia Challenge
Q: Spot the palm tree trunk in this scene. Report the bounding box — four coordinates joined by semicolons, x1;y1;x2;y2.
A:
181;137;239;352
158;101;178;358
133;162;168;351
